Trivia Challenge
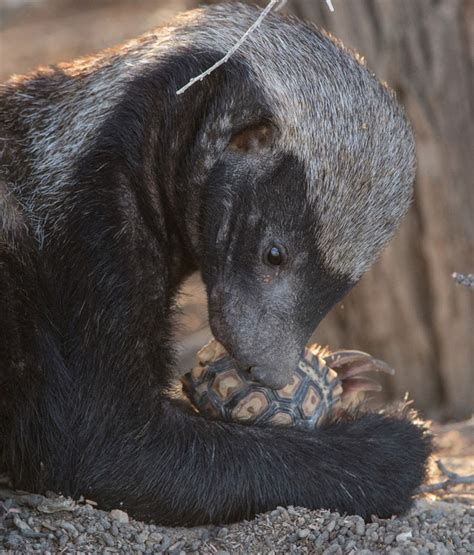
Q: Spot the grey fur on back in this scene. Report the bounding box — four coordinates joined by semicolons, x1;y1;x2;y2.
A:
0;2;415;280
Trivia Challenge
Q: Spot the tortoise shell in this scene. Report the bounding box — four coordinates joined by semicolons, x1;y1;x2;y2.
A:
182;339;343;430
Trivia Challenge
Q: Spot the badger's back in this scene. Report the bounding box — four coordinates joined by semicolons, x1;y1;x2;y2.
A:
1;3;414;280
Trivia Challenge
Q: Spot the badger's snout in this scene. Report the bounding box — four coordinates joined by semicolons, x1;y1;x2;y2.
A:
208;297;305;389
250;362;298;390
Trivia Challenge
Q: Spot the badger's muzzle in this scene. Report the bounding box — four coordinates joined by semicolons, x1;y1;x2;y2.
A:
209;299;309;389
250;362;299;390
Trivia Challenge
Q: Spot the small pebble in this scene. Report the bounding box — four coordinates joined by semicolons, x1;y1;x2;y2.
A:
159;535;172;551
100;532;115;547
298;528;311;539
217;526;229;538
135;531;148;543
168;540;185;552
6;532;22;549
326;520;336;533
353;516;365;536
109;509;129;523
396;530;414;542
322;544;343;555
189;540;202;552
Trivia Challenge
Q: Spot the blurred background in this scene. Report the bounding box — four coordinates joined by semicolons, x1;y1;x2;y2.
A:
1;0;472;420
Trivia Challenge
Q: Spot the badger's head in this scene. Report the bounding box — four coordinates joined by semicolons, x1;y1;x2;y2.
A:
1;4;414;389
73;4;414;388
162;5;416;389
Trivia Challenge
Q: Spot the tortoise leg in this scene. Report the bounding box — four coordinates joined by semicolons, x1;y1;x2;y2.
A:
323;350;394;397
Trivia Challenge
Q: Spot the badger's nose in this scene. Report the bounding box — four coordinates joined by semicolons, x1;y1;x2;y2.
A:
250;365;292;390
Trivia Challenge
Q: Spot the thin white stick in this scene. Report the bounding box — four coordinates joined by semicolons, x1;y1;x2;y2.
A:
176;0;335;95
176;0;280;95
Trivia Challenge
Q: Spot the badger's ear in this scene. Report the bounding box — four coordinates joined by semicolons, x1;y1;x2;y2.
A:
228;122;276;154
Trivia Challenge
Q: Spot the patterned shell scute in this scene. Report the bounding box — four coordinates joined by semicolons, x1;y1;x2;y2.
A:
183;340;343;430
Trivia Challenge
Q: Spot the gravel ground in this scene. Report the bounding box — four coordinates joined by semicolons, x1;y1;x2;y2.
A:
0;491;472;554
1;421;473;555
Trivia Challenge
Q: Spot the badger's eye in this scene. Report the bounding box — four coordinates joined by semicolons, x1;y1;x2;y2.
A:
266;246;284;266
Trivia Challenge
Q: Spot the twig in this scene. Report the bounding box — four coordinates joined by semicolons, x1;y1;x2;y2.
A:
176;0;281;95
416;459;474;494
177;0;336;95
325;0;335;11
452;272;474;289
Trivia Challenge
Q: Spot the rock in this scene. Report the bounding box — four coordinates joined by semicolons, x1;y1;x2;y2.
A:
59;521;78;536
100;532;115;547
326;520;336;533
353;516;366;536
168;540;185;552
109;509;129;523
298;528;311;539
189;540;202;552
37;496;76;514
135;531;149;543
5;532;22;549
217;526;229;538
13;515;47;539
396;530;413;542
159;534;172;551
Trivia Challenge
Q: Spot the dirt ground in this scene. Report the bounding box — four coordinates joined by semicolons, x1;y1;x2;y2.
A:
1;1;473;553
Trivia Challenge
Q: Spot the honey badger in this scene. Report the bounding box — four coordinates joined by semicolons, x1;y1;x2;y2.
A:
0;3;430;525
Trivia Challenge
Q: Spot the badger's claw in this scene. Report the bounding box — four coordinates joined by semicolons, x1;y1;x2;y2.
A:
323;349;394;399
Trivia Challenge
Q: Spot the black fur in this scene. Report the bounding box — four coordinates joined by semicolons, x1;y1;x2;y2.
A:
0;5;431;525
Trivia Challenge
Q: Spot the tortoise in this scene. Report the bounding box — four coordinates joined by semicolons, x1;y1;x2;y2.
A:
182;339;394;430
